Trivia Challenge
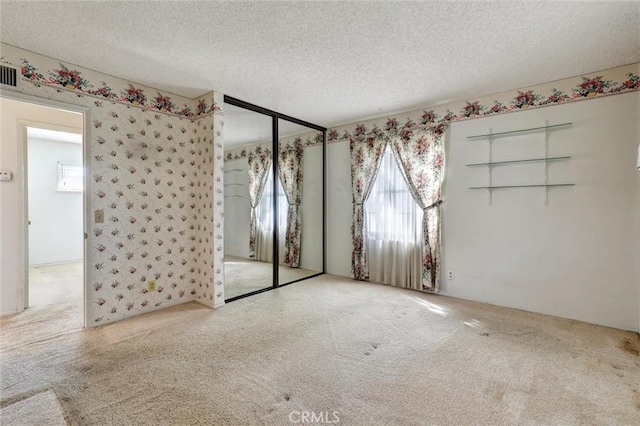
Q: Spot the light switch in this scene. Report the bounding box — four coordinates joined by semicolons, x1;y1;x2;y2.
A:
95;210;104;223
0;170;12;181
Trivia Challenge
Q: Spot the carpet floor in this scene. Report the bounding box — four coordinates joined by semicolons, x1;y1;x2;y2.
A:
1;275;638;425
29;262;83;308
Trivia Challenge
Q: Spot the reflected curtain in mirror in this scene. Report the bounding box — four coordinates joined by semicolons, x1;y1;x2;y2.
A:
247;147;272;259
278;142;303;267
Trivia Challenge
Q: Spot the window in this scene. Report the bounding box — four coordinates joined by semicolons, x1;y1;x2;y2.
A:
254;168;288;262
365;145;423;288
256;168;288;233
365;145;422;243
57;162;83;192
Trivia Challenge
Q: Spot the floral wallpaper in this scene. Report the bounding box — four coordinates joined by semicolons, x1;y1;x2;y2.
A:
0;43;222;325
211;91;226;307
327;64;639;143
88;104;205;323
190;93;216;307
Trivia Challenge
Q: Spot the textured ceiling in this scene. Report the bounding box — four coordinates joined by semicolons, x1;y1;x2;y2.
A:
1;1;638;128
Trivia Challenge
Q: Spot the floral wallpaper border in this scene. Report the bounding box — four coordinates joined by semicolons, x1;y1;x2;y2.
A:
223;64;638;160
1;54;222;119
327;64;638;142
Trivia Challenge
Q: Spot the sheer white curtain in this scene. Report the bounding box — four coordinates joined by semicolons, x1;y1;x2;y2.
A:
365;145;423;289
255;168;287;263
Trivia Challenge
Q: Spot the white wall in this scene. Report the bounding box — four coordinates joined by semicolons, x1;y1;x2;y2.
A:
327;141;353;278
28;137;83;265
0;97;83;316
327;93;640;331
223;158;251;258
299;144;323;272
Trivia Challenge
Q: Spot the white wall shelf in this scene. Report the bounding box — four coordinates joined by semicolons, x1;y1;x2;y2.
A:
470;183;575;190
467;121;573;205
466;122;572;140
466;156;570;167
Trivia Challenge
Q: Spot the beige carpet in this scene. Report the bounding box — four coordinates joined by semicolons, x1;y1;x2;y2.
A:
1;275;639;425
224;255;318;299
0;389;67;426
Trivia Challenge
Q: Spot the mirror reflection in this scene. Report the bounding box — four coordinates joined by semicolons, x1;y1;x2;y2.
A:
223;104;273;299
277;119;323;284
223;100;325;300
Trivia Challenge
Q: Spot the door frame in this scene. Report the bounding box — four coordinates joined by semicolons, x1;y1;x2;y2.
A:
1;91;91;327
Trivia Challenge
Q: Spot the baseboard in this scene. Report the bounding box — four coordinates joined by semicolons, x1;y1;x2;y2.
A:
0;309;20;317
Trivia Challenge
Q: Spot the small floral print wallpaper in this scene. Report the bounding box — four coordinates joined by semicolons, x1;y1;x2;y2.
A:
211;91;225;307
190;97;216;307
0;44;222;325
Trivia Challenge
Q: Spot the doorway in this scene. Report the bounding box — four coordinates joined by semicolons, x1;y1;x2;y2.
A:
26;127;84;309
0;95;87;325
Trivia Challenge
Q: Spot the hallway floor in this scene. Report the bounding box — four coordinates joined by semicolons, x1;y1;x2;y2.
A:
29;261;83;307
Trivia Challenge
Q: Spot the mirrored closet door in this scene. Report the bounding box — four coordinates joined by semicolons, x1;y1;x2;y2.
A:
223;97;326;301
277;119;324;285
223;103;274;299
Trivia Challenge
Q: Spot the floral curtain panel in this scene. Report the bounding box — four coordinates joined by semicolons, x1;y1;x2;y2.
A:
390;126;447;291
350;135;389;280
278;144;304;267
247;148;272;259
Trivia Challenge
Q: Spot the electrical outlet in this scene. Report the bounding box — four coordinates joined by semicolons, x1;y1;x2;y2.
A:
447;271;454;280
148;280;156;292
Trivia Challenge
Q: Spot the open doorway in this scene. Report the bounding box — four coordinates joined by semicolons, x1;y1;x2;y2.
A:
0;95;86;326
26;127;84;309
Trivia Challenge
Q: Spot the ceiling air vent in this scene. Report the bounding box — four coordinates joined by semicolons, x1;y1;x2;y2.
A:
0;65;18;87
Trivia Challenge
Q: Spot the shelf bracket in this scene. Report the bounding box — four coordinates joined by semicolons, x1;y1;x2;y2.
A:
488;128;493;206
544;120;549;206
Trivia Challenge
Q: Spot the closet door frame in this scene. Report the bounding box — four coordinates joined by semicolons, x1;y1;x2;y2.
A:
223;95;327;301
